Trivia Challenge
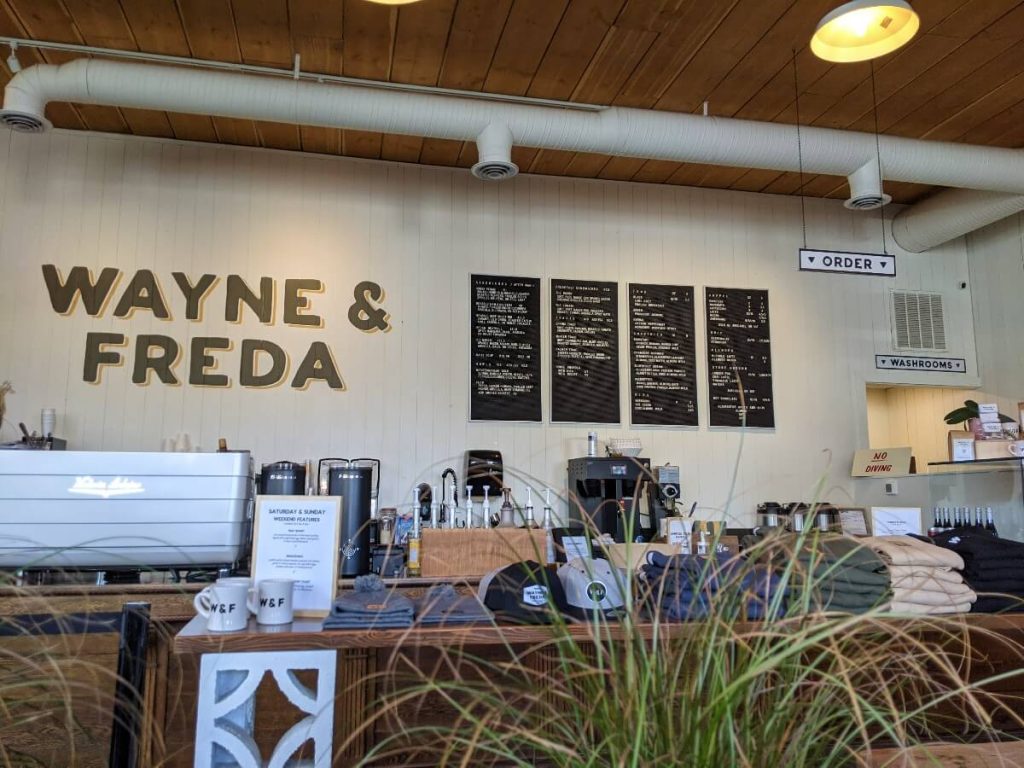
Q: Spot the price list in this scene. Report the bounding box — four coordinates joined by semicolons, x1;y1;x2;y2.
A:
470;274;542;422
551;279;620;424
705;287;775;428
629;284;698;426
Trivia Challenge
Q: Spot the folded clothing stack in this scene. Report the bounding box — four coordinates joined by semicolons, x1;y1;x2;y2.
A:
784;534;891;614
641;551;785;621
323;574;414;630
929;529;1024;613
412;584;493;626
860;535;975;615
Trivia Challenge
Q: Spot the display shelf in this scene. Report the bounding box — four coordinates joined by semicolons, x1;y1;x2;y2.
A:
929;457;1024;467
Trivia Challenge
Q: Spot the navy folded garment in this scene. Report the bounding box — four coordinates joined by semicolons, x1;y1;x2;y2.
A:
643;553;786;621
323;574;414;631
413;584;493;626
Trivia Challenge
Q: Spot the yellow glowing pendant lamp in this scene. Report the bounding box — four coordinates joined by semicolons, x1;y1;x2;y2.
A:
811;1;920;62
364;0;421;4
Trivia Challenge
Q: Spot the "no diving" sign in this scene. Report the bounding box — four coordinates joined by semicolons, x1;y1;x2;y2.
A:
799;248;895;277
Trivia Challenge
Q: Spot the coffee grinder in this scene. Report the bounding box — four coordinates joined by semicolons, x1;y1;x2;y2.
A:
319;458;379;577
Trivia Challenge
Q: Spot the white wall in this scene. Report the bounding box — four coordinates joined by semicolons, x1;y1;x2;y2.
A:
0;130;979;525
966;213;1024;411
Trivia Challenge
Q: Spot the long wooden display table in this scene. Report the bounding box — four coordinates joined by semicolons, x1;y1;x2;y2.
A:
3;582;1024;768
172;613;1024;768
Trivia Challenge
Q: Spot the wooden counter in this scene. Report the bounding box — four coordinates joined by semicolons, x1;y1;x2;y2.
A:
173;612;1024;654
4;578;1024;767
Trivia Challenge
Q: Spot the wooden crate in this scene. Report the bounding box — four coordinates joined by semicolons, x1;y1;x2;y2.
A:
420;529;547;578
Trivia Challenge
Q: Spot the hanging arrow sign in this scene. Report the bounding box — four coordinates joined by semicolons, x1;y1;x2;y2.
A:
799;248;896;277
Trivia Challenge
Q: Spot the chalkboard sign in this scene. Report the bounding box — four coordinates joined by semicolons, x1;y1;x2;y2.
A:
551;279;620;424
470;274;542;422
629;284;698;426
705;287;774;428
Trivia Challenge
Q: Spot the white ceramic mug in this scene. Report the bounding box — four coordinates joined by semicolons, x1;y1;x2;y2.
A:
1008;441;1024;458
249;579;295;625
194;579;252;632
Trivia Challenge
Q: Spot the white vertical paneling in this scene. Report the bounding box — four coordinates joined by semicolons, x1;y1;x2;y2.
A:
0;129;985;525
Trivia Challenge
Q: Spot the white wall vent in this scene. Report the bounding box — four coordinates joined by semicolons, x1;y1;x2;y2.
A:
890;290;947;351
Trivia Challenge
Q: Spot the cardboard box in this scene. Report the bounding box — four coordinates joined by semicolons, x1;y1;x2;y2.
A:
420;528;547;578
974;439;1013;460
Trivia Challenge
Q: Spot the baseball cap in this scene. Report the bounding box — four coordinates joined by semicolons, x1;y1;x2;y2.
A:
558;557;627;620
478;560;569;624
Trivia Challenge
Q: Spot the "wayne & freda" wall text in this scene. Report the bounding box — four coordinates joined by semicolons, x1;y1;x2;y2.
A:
42;265;391;391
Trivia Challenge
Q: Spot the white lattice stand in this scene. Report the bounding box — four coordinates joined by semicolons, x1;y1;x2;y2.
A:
194;650;336;768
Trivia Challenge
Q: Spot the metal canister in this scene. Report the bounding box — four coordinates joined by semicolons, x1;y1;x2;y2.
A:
259;461;306;496
324;461;373;577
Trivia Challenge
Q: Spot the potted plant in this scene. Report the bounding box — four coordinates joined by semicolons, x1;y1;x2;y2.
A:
943;399;1014;439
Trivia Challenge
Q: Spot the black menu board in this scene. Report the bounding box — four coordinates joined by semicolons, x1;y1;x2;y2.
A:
470;274;542;422
551;279;620;423
629;284;698;426
705;287;775;428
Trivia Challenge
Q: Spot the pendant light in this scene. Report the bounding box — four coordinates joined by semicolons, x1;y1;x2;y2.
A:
811;1;919;63
364;0;421;4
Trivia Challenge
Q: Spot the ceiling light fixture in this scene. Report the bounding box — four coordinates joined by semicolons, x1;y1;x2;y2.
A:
363;0;422;5
811;1;919;63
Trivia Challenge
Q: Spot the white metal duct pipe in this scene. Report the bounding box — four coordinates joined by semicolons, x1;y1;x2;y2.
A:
892;189;1024;253
5;58;1024;246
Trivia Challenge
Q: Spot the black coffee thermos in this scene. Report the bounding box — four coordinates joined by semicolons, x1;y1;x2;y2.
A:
327;464;373;577
259;461;306;496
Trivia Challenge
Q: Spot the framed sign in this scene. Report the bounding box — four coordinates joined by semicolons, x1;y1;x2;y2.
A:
838;507;870;536
705;287;775;428
470;274;542;422
870;507;923;537
252;495;342;618
551;279;620;424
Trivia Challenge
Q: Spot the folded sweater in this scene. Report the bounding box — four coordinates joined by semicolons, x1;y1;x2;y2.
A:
412;584;493;626
889;601;973;616
888;565;962;585
862;535;965;570
323;574;414;630
891;585;977;607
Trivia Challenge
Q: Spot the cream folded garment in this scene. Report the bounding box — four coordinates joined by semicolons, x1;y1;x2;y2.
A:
888;564;962;584
861;535;965;570
888;601;973;615
891;583;977;607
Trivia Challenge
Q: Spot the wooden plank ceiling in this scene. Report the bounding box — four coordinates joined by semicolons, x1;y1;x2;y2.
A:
1;0;1023;204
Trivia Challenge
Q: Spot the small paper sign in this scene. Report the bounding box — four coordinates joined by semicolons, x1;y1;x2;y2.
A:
871;507;922;536
252;495;341;618
839;508;869;536
851;447;912;477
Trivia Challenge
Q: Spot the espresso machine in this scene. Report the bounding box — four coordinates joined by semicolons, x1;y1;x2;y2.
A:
319;458;379;577
567;456;653;542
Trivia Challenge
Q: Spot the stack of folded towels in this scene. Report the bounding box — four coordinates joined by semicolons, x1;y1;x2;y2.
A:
411;583;493;626
860;535;975;615
930;529;1024;613
322;574;414;630
783;534;891;614
641;551;785;621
